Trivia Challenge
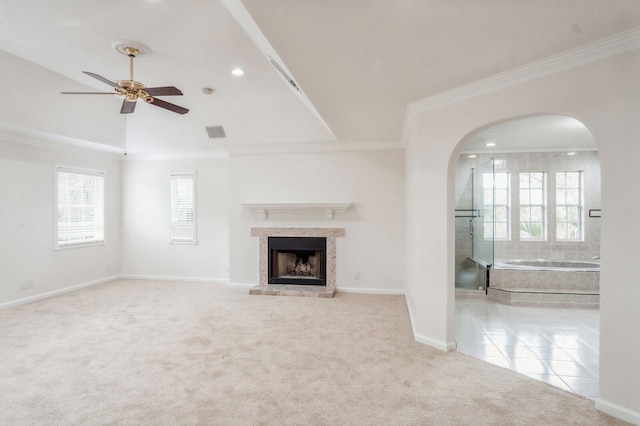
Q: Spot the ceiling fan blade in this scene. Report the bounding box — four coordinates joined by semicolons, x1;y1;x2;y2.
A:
120;100;137;114
148;97;189;115
82;71;118;88
60;91;115;95
143;86;183;96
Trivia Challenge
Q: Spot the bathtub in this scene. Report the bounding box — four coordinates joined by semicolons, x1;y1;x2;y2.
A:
488;259;600;308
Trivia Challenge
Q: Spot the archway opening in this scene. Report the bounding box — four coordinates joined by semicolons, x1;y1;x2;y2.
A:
452;114;601;399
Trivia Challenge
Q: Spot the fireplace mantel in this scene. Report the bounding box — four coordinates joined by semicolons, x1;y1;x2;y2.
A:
242;203;351;220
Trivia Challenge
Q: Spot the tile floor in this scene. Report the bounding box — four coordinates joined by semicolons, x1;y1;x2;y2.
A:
455;296;600;399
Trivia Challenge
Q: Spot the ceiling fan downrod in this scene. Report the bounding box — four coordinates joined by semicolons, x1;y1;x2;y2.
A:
124;47;139;81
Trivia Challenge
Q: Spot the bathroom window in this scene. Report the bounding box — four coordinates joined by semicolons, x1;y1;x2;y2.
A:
556;171;583;241
170;172;196;244
519;172;546;240
55;166;105;249
483;172;510;240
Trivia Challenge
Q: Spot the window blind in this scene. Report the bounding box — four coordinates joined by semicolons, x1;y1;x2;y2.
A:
56;167;105;248
170;172;196;244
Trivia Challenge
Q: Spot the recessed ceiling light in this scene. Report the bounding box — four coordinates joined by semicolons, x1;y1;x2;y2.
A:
485;142;496;147
468;154;477;158
567;151;576;156
231;68;245;76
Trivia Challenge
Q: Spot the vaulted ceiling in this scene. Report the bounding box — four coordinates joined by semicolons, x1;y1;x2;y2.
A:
1;0;639;155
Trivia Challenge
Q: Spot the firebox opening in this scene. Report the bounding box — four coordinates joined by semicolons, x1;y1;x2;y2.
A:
268;237;326;286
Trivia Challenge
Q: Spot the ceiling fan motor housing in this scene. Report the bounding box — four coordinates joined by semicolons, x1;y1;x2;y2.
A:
115;80;152;102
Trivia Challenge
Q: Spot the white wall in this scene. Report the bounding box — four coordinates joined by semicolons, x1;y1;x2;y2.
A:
0;138;121;307
228;149;405;293
120;157;229;282
405;51;640;421
0;50;123;149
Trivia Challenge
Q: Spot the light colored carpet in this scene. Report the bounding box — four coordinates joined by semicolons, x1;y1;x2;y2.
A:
0;279;626;425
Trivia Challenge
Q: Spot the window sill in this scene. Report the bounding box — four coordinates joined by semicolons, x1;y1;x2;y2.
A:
54;241;106;251
170;240;197;245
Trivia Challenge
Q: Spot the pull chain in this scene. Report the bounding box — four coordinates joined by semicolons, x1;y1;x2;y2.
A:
123;114;128;156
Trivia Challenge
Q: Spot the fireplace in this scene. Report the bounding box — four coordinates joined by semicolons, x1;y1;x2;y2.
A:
268;237;326;286
250;227;345;297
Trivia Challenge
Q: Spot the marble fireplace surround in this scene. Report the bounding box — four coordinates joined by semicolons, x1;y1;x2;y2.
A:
250;227;346;297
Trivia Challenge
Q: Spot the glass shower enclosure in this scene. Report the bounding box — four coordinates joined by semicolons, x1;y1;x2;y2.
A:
455;157;495;291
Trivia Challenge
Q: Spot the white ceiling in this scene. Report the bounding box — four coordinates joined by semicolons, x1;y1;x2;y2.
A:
1;0;639;155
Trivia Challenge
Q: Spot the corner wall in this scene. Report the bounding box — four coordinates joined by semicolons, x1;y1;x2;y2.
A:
228;149;405;293
404;50;640;422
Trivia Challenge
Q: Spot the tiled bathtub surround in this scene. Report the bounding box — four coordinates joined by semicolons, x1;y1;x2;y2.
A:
487;265;600;309
250;227;345;297
491;268;599;291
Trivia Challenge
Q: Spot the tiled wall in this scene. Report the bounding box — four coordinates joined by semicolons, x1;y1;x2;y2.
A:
455;151;601;265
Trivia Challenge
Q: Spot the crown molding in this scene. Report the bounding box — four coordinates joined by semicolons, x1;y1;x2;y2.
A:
401;27;640;145
225;140;402;156
0;121;123;156
122;150;229;161
121;140;402;160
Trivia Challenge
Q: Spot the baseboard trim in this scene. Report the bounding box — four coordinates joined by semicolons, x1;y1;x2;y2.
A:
337;287;405;295
0;275;120;310
595;398;640;425
414;333;458;352
119;274;228;285
404;294;456;352
227;282;256;289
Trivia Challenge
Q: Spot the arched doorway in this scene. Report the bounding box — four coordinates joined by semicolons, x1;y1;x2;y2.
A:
453;114;601;398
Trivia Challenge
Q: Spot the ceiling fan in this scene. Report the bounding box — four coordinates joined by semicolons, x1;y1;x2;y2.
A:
61;46;189;115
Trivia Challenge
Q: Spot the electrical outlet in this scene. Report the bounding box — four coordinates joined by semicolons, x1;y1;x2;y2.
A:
106;264;112;273
354;272;361;280
20;280;34;290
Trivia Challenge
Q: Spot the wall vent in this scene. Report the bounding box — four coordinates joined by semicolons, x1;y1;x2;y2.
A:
205;126;226;139
268;56;300;92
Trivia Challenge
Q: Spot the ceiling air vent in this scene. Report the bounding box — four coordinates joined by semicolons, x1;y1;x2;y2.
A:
268;56;300;92
205;126;226;139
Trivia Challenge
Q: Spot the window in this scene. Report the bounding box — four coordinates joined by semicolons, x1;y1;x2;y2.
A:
483;172;510;240
56;167;105;249
170;172;196;244
519;172;546;240
556;171;583;240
